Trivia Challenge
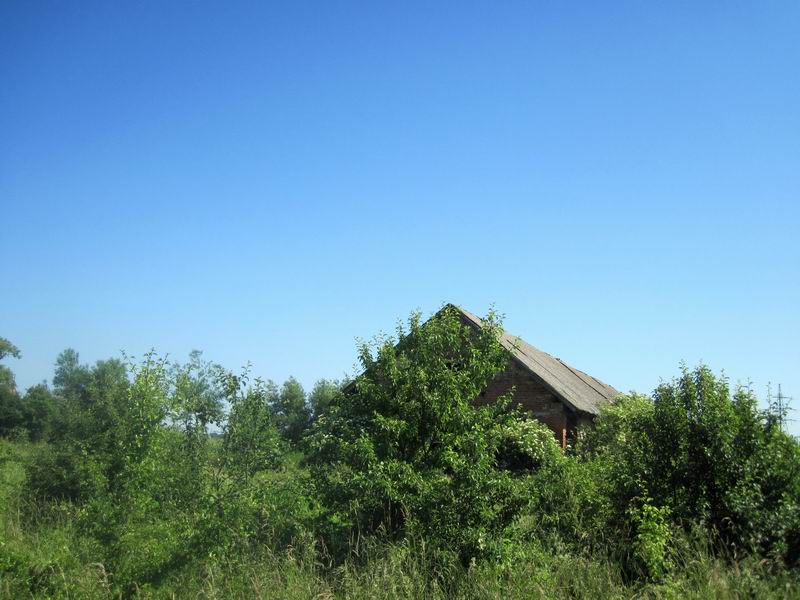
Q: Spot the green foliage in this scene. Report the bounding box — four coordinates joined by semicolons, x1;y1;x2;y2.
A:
0;337;21;362
0;338;20;409
567;366;800;571
0;388;26;438
650;367;799;562
271;376;312;445
577;393;657;540
308;378;343;420
0;337;25;439
52;348;93;405
31;350;318;594
2;319;800;597
19;385;58;442
518;452;609;550
305;306;555;563
221;371;286;481
629;499;673;581
171;350;225;433
26;353;133;502
496;416;563;473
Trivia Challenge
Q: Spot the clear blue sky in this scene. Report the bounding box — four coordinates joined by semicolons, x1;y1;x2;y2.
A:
2;2;799;433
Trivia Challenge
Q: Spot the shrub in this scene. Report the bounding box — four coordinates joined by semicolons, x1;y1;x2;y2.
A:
578;365;800;567
628;499;672;581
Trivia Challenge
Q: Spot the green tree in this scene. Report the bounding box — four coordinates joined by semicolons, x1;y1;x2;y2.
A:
53;348;93;406
21;384;58;441
171;350;225;433
305;305;554;562
0;337;23;437
0;337;20;393
222;371;285;482
271;376;311;445
0;336;21;361
578;365;800;568
26;351;133;498
0;389;26;437
213;370;314;556
308;378;342;420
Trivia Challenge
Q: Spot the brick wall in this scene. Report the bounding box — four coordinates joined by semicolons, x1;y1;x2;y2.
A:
473;361;570;447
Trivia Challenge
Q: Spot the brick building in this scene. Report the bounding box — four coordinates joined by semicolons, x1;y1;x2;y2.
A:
453;305;619;448
346;304;620;449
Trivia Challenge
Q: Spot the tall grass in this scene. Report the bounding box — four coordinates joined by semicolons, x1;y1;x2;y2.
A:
139;537;798;600
1;439;797;599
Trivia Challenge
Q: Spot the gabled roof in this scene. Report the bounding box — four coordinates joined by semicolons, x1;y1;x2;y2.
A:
453;305;619;415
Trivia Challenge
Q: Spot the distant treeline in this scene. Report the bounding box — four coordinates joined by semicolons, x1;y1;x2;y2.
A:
0;308;798;599
0;341;343;446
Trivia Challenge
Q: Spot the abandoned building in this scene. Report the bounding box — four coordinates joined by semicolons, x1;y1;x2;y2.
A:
453;305;620;448
346;304;620;448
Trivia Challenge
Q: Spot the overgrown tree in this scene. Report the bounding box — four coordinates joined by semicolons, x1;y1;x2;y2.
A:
305;305;559;562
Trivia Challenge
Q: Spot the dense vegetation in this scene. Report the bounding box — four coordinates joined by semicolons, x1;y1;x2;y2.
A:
0;308;798;599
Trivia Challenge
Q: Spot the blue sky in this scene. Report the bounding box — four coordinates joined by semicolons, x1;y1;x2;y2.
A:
2;2;799;433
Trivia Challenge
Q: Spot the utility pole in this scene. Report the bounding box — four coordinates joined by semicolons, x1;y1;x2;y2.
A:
768;383;794;432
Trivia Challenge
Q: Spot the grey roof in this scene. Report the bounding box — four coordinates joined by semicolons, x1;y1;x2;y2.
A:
454;305;619;415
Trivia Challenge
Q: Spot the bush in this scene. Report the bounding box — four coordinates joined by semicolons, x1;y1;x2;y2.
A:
25;443;106;502
628;499;673;581
577;365;800;568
